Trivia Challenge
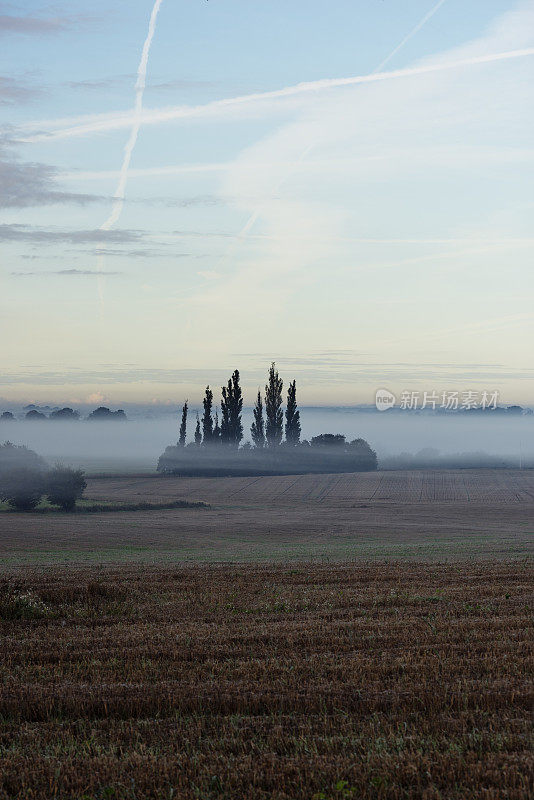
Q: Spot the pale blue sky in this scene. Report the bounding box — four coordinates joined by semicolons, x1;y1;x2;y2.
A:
1;0;533;405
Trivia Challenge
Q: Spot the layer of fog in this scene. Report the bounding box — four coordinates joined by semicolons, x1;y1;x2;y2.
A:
1;409;532;473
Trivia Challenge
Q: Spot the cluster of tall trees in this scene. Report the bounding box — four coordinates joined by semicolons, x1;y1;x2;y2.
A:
178;364;301;449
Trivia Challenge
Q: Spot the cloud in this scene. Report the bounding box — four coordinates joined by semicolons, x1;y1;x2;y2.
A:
65;76;131;91
87;392;107;404
61;162;232;181
89;247;183;259
148;78;219;92
0;141;100;207
0;9;79;36
137;194;226;208
167;1;534;348
20;47;534;142
0;224;141;244
1;363;532;387
12;269;122;277
64;75;216;92
61;148;534;184
0;75;39;105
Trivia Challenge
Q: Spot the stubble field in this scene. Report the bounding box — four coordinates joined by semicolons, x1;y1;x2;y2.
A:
0;560;532;799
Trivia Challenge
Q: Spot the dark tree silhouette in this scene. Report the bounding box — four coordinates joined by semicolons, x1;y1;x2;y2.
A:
46;465;87;511
0;467;44;511
178;401;188;447
310;433;346;448
87;407;126;421
265;362;283;448
251;390;265;449
0;412;14;421
221;370;243;447
194;414;202;446
285;379;301;445
202;386;214;444
213;411;221;443
0;443;47;511
25;409;47;421
49;408;80;421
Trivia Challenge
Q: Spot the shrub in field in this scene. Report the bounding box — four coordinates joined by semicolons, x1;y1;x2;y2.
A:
0;442;48;509
0;589;50;620
45;465;87;511
0;466;45;510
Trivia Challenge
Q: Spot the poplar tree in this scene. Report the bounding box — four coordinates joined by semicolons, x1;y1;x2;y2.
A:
251;390;265;449
221;369;243;447
213;411;221;443
178;401;188;447
265;363;283;448
194;414;202;446
285;379;301;445
201;385;214;444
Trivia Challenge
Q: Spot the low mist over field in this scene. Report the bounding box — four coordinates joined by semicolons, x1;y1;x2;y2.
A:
1;407;532;472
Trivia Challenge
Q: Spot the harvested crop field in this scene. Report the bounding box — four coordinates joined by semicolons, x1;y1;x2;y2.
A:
0;561;532;799
1;470;533;564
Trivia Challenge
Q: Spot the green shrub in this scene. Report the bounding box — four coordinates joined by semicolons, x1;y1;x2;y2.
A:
46;465;87;511
0;590;51;620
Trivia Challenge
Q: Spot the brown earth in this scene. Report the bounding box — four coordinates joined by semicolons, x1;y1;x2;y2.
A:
0;561;532;799
0;470;533;563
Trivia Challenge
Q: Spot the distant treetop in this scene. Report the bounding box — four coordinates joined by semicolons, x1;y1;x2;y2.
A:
49;408;80;421
87;407;127;421
25;409;47;421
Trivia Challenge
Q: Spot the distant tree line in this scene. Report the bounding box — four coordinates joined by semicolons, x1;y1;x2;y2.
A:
0;406;127;422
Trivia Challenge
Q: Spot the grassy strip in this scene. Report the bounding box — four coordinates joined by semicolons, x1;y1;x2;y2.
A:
0;498;209;514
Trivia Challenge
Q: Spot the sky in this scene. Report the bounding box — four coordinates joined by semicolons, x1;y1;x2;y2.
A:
1;0;533;407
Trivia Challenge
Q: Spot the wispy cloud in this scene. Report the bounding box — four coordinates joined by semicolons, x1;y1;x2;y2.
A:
12;269;122;277
0;224;141;243
64;75;216;92
172;1;534;348
0;8;80;36
0;141;100;207
89;247;183;259
61;162;232;181
0;75;39;105
2;363;532;387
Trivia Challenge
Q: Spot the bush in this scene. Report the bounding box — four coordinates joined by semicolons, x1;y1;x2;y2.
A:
46;465;87;511
0;589;51;620
0;466;45;511
0;443;48;511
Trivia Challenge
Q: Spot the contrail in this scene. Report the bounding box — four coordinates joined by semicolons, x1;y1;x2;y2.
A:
373;0;449;73
100;0;164;232
231;0;450;246
22;47;534;143
97;0;164;304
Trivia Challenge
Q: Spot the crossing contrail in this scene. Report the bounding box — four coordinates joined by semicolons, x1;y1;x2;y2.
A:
22;47;534;143
97;0;164;305
373;0;449;74
231;0;450;245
